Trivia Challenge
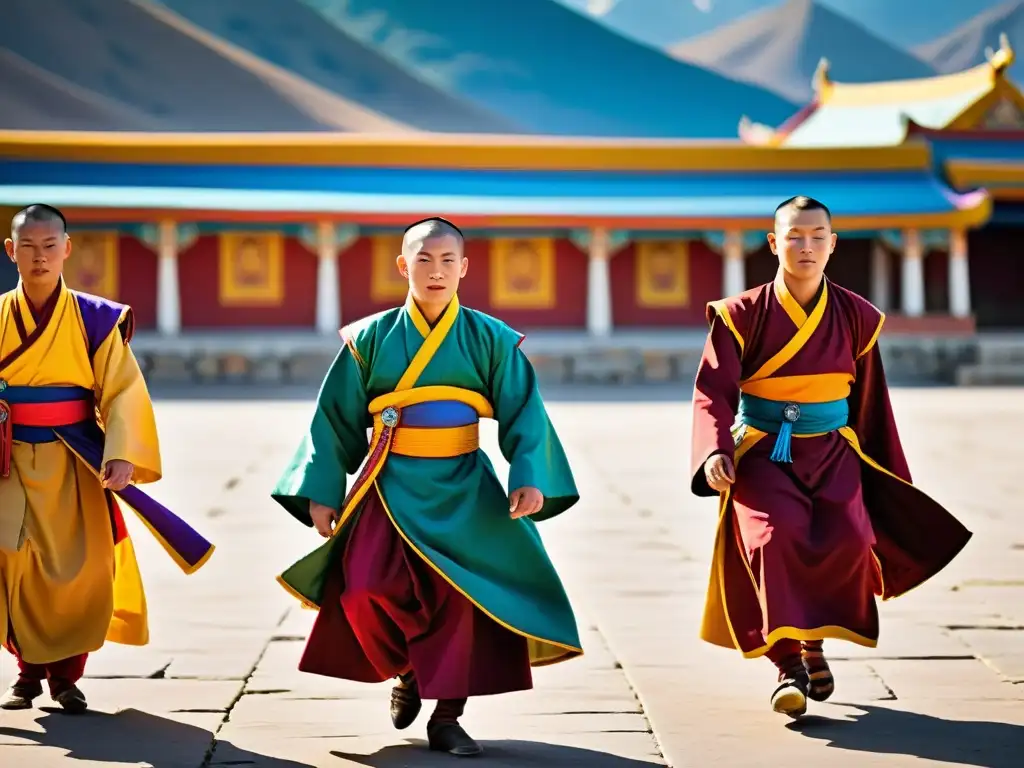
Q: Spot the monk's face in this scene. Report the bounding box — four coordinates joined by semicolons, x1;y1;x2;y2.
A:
4;220;70;290
398;234;468;311
768;208;836;280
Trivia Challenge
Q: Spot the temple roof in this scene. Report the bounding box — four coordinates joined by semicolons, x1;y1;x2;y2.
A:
741;35;1024;148
0;157;989;231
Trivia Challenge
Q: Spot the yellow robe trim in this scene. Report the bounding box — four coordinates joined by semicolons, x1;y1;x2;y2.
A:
744;275;828;385
858;313;886;360
0;281;161;661
707;299;745;357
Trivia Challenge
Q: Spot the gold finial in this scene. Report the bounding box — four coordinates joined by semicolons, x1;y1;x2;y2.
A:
986;32;1015;73
813;57;831;93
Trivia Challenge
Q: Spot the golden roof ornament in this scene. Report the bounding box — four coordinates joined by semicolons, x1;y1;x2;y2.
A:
812;57;831;94
985;32;1014;73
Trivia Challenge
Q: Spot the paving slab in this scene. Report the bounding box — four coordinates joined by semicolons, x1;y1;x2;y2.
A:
2;388;1024;767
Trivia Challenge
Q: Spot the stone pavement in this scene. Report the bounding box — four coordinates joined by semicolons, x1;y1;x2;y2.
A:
1;386;1023;767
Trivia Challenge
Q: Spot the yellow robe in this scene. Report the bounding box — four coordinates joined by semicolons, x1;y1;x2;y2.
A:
0;280;160;664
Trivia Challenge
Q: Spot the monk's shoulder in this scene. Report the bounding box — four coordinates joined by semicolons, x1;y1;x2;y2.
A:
706;283;768;336
71;290;135;346
828;281;885;358
339;307;399;369
459;305;525;358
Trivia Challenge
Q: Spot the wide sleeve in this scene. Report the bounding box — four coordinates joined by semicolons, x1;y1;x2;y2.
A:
271;345;370;526
93;309;161;485
491;344;579;522
848;341;912;483
690;316;743;497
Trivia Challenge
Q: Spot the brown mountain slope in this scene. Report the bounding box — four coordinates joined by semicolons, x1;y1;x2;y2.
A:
1;0;408;131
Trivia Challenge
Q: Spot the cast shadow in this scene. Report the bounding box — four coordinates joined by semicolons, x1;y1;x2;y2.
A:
332;739;663;767
788;703;1024;768
0;708;311;767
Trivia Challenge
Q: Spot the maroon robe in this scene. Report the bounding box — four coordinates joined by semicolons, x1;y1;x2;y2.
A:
299;491;533;699
691;273;971;658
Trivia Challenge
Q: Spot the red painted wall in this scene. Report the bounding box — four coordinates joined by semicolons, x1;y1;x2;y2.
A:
339;236;588;330
116;235;157;329
968;227;1022;328
178;235;318;329
610;239;723;326
746;239;873;299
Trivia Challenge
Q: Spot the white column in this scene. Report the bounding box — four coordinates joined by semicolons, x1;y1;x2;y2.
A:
948;229;972;318
723;229;746;295
156;219;180;336
315;221;341;334
870;240;891;311
900;228;925;317
586;227;612;337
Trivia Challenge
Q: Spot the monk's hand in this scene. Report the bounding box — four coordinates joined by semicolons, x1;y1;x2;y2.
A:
310;501;339;538
101;460;134;491
509;486;544;519
705;454;735;493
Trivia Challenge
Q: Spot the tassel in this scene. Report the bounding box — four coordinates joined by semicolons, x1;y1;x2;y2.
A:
769;419;794;463
0;401;10;478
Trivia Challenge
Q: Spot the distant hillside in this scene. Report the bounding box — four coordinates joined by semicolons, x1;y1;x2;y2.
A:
298;0;796;138
817;0;1005;49
148;0;524;133
554;0;768;50
558;1;1008;59
915;0;1024;77
670;0;938;103
2;0;410;131
0;49;161;130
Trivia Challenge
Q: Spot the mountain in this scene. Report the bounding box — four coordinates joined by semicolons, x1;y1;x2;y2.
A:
554;0;770;50
669;0;938;104
915;0;1024;77
0;48;162;131
2;0;410;131
298;0;796;138
147;0;523;133
817;0;1006;49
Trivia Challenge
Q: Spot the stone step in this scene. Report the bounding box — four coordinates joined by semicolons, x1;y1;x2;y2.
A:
955;363;1024;386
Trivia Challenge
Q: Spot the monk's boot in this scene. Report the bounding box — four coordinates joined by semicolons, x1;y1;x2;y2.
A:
52;683;88;715
427;698;481;757
801;640;835;702
770;666;810;719
390;672;421;730
0;680;42;710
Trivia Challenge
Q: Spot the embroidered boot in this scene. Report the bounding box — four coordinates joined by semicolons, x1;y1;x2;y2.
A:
427;697;481;757
767;642;809;718
801;639;835;702
0;680;42;710
390;672;422;730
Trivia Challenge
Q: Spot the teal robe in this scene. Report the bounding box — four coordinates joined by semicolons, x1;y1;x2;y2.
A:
272;295;582;666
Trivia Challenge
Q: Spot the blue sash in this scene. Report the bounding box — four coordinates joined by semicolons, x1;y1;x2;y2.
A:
737;393;848;463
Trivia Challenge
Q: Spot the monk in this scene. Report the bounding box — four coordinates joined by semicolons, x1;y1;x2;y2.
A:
691;196;971;718
0;205;214;713
272;217;582;757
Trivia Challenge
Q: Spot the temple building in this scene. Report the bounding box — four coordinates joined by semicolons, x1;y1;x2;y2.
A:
0;133;990;341
741;35;1024;329
2;39;1023;384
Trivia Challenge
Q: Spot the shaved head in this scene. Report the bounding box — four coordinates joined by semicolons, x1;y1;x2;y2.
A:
12;204;67;239
774;196;831;227
402;216;464;257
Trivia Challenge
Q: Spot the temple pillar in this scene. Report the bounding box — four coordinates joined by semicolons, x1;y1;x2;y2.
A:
586;227;613;337
948;228;972;318
723;230;746;296
156;219;181;336
900;228;925;317
870;239;891;312
315;221;341;335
